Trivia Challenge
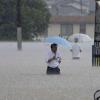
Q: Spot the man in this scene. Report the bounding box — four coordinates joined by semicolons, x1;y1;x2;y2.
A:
70;38;82;59
46;43;61;74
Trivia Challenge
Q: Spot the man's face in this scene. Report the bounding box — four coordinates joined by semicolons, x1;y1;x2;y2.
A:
51;46;57;53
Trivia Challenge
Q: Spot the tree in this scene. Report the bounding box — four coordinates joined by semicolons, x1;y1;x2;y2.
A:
21;0;50;40
0;0;50;40
0;0;17;40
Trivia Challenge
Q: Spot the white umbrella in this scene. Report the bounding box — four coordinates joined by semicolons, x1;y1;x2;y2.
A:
68;33;92;43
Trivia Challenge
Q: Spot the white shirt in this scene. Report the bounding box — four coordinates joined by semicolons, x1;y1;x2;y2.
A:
71;43;81;58
46;50;61;68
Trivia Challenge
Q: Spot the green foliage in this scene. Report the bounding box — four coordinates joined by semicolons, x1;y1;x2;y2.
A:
0;0;17;40
0;0;50;40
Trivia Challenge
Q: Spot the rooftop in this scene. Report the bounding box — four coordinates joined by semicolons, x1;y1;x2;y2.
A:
44;0;95;16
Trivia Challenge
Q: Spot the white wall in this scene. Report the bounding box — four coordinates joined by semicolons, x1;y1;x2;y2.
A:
48;24;60;36
47;23;95;38
73;24;80;34
86;24;94;38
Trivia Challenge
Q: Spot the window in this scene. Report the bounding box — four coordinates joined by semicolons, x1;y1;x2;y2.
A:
80;23;86;34
60;24;73;36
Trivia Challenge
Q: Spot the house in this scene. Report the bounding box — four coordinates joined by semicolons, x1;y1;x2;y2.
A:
47;15;95;38
44;0;95;38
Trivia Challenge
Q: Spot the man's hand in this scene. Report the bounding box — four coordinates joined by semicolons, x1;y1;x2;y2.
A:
70;49;72;52
52;56;56;60
48;56;56;63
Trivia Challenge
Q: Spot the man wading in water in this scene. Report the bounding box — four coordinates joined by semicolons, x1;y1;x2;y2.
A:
46;43;61;74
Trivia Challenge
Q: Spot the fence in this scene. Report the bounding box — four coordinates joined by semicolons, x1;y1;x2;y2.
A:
92;42;100;66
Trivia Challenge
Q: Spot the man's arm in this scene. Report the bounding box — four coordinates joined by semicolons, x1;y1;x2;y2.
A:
56;52;61;63
57;57;61;63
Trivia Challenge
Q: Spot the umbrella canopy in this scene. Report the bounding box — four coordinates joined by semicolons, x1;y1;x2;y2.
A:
44;36;71;48
68;33;92;43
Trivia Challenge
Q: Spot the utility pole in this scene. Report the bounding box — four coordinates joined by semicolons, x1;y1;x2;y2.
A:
80;0;83;33
17;0;22;50
80;0;82;16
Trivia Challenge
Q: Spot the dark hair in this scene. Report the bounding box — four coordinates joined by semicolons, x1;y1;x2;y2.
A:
51;43;57;48
74;38;78;42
